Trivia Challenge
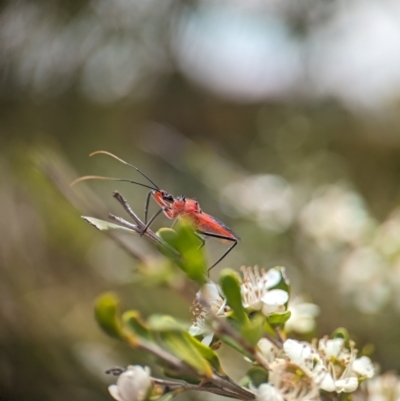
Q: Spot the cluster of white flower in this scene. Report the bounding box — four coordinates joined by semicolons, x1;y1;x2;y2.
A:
189;266;294;345
106;266;379;401
255;337;374;401
298;184;400;313
190;266;319;345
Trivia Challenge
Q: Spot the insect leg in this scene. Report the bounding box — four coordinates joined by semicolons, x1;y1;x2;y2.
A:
113;191;142;225
194;231;206;249
144;191;153;224
140;208;165;236
197;231;238;272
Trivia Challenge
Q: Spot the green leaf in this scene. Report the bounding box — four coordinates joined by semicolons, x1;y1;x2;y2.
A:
267;311;291;328
157;222;207;284
156;389;186;401
122;311;153;341
156;228;183;265
162;368;202;384
94;293;123;339
246;366;269;387
147;314;189;332
146;314;223;375
183;332;225;375
160;330;213;377
241;313;265;346
331;327;350;347
220;269;248;324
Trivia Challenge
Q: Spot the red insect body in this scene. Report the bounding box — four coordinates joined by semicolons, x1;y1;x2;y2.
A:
152;191;238;241
72;151;240;270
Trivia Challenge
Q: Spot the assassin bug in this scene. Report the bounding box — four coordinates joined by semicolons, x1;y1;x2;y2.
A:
72;151;240;272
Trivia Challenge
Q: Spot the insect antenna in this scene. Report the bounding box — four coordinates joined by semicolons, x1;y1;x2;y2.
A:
70;175;157;191
90;150;160;190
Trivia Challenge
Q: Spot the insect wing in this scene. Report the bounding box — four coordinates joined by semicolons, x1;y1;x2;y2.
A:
195;213;240;240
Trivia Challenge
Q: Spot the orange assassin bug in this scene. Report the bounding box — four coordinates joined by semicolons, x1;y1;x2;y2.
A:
72;151;240;271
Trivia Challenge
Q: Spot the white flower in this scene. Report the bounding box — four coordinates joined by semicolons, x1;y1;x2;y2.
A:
285;297;320;334
283;339;322;369
256;383;284;401
283;338;372;393
109;366;152;401
240;266;288;316
266;359;320;401
189;283;227;345
352;356;374;378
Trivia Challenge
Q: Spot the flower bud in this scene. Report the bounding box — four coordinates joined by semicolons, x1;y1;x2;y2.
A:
109;366;152;401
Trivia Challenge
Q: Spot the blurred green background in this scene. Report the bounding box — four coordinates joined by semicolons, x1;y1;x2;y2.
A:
2;0;400;399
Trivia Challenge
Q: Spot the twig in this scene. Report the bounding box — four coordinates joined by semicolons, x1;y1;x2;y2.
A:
135;338;255;400
153;378;255;400
111;191;181;260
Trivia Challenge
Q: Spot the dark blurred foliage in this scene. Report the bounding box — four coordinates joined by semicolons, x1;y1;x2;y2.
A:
2;0;400;400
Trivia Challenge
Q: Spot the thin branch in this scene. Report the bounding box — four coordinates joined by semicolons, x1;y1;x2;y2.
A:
133;338;254;400
112;191;181;260
153;378;255;400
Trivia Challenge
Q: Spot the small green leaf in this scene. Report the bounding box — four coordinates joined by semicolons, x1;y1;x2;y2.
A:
332;327;350;347
246;366;269;387
94;293;123;339
157;224;207;284
160;331;213;377
267;311;291;328
147;314;189;332
220;269;248;324
241;313;265;346
184;332;225;374
122;311;153;341
162;368;202;384
156;389;185;401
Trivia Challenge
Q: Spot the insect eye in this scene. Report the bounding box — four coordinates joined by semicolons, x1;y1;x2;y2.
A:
163;194;174;202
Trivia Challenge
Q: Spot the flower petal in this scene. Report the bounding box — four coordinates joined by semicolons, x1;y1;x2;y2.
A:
261;289;289;314
188;323;205;336
256;383;284;401
353;356;374;378
319;338;344;359
264;268;281;289
257;338;280;362
109;385;124;401
316;368;336;392
335;377;359;393
200;283;221;303
202;333;214;346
